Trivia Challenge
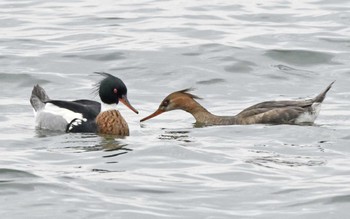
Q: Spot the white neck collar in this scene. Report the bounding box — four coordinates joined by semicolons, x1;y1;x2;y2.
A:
101;102;118;112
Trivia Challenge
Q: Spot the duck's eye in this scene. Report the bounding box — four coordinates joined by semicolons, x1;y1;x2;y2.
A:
162;100;169;107
113;88;118;94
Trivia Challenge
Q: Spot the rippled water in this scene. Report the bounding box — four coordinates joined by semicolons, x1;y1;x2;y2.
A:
1;0;350;218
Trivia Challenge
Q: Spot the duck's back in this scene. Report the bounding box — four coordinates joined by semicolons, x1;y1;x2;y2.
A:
234;96;324;125
236;105;312;125
235;80;335;125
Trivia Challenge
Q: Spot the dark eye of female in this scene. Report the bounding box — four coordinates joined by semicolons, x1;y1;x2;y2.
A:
162;100;169;106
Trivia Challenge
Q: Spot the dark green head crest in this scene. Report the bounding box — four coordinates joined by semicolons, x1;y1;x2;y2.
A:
94;72;127;104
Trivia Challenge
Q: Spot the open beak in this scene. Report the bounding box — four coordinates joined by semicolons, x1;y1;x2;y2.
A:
140;108;164;122
119;95;139;114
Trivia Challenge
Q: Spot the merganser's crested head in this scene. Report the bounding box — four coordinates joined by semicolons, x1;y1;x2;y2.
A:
140;88;200;122
95;72;138;114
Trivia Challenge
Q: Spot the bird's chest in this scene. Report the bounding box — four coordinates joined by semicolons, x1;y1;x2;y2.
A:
95;110;129;136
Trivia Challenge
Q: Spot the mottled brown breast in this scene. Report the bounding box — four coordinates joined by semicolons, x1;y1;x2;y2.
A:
95;110;129;136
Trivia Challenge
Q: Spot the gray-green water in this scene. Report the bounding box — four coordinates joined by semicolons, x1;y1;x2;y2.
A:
1;0;350;218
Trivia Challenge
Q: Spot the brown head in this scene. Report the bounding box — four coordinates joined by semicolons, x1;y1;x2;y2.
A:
140;89;202;122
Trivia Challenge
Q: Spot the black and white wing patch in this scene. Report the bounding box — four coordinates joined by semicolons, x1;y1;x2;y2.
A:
66;118;97;133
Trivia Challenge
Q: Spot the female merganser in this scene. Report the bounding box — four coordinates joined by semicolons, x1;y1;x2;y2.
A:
140;82;334;126
30;72;138;135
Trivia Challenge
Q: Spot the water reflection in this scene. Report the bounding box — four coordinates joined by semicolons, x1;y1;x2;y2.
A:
158;130;192;143
265;49;336;66
71;135;132;157
34;129;66;138
34;130;132;158
98;137;131;158
247;149;327;168
196;78;226;85
272;64;317;78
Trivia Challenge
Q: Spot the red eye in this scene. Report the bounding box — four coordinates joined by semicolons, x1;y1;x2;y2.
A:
113;88;118;94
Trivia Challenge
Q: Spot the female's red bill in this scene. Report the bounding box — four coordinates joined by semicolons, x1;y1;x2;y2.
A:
140;109;164;122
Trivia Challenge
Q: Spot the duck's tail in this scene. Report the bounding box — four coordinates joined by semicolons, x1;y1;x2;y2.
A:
30;84;50;111
313;81;335;103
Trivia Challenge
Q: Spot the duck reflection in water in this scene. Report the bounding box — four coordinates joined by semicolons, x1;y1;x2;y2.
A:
90;136;132;158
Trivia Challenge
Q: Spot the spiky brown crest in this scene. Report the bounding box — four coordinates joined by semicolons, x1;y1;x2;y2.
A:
175;88;202;100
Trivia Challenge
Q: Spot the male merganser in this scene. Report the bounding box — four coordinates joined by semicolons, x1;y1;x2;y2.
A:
140;81;334;126
30;72;138;135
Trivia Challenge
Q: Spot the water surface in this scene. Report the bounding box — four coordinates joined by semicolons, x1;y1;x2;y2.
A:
1;0;350;218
